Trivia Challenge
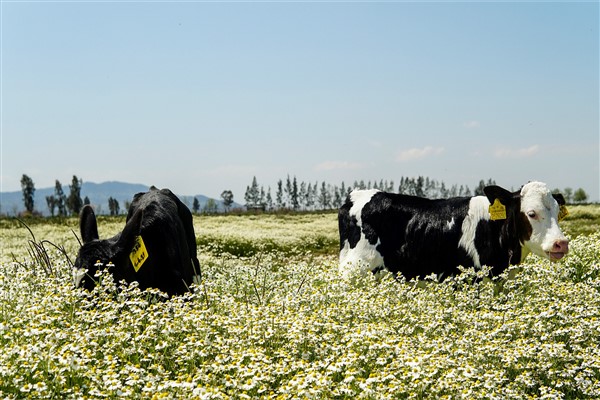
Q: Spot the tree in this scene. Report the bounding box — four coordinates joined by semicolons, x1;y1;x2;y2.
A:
299;182;307;210
474;180;486;196
44;180;67;217
259;186;266;207
266;187;273;211
84;196;91;205
439;182;448;199
562;188;573;203
276;180;284;209
305;182;313;210
67;175;83;215
284;175;293;208
415;176;425;197
54;180;67;216
245;177;260;207
311;182;319;208
319;182;331;210
332;187;342;208
192;197;200;214
46;195;57;216
108;197;120;216
573;188;588;203
291;176;299;211
339;182;347;202
203;198;218;214
221;190;234;212
20;174;35;213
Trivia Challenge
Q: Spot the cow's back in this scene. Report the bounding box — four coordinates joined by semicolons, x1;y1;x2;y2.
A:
339;190;473;280
128;187;198;293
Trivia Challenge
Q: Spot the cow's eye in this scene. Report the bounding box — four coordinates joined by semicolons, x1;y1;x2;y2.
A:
527;211;537;219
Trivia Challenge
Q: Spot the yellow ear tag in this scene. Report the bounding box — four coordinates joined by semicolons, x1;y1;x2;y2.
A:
489;199;507;221
558;205;569;221
130;236;148;272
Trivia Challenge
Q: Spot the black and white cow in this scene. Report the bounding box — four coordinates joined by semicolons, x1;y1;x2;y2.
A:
74;187;201;296
338;181;569;281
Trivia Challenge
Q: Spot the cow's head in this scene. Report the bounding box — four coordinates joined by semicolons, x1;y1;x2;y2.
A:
73;205;143;290
484;181;569;262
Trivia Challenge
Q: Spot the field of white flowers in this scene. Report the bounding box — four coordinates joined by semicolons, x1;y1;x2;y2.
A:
1;207;599;399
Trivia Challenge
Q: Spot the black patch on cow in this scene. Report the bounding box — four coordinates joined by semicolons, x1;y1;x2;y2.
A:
477;186;534;275
338;201;362;250
518;211;533;244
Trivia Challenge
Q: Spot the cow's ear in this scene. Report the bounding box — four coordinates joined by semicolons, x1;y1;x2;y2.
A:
553;193;566;206
118;208;143;249
483;185;515;205
80;205;99;243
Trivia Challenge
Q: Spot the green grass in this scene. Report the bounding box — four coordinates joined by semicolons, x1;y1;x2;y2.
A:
0;207;599;399
194;212;339;257
559;204;600;237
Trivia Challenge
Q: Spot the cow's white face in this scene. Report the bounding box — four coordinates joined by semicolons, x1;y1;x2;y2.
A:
520;181;569;261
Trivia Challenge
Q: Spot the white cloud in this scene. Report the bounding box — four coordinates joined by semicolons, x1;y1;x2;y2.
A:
396;146;445;162
314;161;364;171
463;120;481;129
494;144;540;158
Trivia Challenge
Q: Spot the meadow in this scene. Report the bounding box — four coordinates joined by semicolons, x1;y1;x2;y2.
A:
0;205;599;399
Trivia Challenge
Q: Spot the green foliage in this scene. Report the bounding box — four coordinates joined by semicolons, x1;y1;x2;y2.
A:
558;204;600;237
220;190;234;211
573;188;589;203
108;197;120;216
66;175;83;216
196;213;339;257
202;198;218;214
20;174;36;213
192;197;200;214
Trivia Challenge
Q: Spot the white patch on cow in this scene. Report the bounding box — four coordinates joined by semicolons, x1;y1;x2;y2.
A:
339;189;384;280
72;267;87;288
446;217;455;231
458;196;490;268
348;189;380;224
519;181;568;260
339;237;385;281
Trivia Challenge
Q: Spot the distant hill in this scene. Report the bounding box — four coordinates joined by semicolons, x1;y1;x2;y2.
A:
0;181;240;216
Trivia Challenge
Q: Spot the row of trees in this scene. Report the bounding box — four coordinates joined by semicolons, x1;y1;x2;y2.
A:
560;187;590;204
243;175;485;211
17;174;228;217
243;175;590;211
15;173;592;217
20;174;86;217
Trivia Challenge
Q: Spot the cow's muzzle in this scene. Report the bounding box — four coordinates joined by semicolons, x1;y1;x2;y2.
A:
547;239;569;261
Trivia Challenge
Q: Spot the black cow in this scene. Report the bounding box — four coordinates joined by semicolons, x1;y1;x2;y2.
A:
338;181;568;281
74;187;201;296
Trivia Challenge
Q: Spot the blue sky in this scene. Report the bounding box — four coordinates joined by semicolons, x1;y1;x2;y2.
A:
2;1;598;201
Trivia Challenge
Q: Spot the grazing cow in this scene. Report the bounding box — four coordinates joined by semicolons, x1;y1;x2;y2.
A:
74;187;201;296
338;181;569;281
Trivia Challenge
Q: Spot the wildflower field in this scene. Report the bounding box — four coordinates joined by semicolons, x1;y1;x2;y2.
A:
1;205;599;399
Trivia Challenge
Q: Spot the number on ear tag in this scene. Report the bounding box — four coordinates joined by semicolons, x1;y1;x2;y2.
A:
489;199;507;221
130;236;149;272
